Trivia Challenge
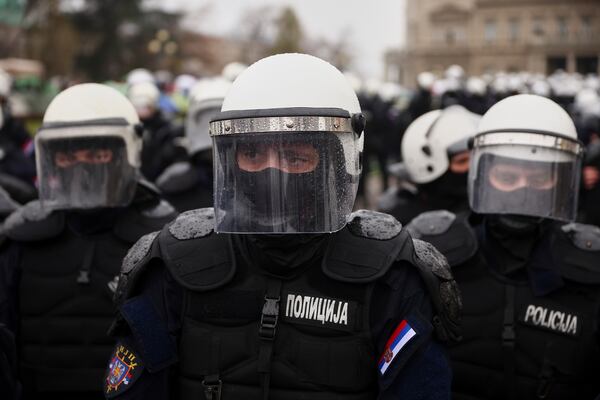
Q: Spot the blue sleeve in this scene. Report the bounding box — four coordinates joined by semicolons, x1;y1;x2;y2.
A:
0;241;21;334
104;259;183;399
371;263;452;399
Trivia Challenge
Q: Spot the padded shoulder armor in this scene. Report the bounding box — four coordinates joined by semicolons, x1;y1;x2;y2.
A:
346;209;403;240
160;208;235;291
407;210;477;267
155;161;199;194
552;222;600;284
114;231;160;305
323;210;409;283
2;200;65;242
113;198;177;244
410;238;462;343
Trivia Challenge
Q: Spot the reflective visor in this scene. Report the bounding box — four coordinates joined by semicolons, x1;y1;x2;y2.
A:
37;135;137;210
213;131;359;233
468;144;581;221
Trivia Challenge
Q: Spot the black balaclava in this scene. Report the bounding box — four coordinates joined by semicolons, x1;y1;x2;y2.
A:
418;169;469;209
237;233;328;278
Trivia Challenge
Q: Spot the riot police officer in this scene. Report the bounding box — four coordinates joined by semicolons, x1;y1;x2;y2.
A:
155;77;231;212
408;94;600;399
103;53;461;400
0;83;176;399
127;82;186;182
0;68;37;203
379;105;480;224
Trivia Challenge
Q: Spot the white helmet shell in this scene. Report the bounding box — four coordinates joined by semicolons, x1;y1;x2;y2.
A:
223;53;361;115
127;82;160;110
41;83;141;167
174;74;197;96
0;68;12;98
126;68;155;86
402;106;481;184
417;72;435;91
445;65;465;80
466;77;486;96
189;77;231;104
476;94;578;162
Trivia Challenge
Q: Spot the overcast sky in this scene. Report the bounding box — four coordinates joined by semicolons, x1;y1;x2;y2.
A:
149;0;406;79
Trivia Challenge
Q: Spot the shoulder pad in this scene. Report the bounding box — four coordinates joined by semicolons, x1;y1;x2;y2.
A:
560;222;600;251
2;201;65;242
160;208;235;291
407;210;456;236
323;215;408;283
410;238;462;343
552;222;600;284
407;210;477;267
346;209;402;240
113;200;177;243
114;231;160;305
155;161;199;194
168;207;214;240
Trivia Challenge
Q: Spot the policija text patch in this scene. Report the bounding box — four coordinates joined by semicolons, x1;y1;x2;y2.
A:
104;342;144;398
282;293;357;331
519;304;580;337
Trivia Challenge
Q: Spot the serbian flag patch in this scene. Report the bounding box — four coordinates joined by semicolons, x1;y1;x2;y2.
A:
378;319;417;375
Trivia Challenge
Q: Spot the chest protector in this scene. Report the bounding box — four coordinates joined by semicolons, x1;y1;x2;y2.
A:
3;198;175;393
120;208;460;400
409;211;600;400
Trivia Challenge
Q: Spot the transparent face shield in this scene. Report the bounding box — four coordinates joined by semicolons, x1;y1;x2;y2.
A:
212;130;359;233
468;132;583;221
186;102;222;155
37;134;138;210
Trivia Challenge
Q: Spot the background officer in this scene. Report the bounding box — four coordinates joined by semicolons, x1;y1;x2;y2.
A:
379;105;480;224
0;83;176;399
155;77;231;212
408;94;600;399
104;53;461;400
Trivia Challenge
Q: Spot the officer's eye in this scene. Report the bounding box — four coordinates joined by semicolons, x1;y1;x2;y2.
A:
495;171;519;185
529;172;555;189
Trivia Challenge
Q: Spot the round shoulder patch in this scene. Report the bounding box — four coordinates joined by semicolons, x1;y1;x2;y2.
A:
561;222;600;251
347;209;402;240
412;238;453;280
122;231;159;274
168;207;215;240
407;210;456;238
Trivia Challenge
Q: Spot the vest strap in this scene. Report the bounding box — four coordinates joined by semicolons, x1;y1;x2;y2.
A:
502;285;516;400
258;279;282;400
202;374;222;400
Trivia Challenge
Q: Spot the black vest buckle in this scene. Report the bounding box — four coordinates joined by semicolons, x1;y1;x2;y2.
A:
202;375;222;400
502;324;515;347
259;295;280;340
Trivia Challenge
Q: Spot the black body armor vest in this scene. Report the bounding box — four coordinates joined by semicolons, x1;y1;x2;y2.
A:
3;187;176;395
117;208;461;400
408;211;600;400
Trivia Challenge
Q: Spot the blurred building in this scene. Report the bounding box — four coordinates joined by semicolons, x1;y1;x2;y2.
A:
386;0;600;87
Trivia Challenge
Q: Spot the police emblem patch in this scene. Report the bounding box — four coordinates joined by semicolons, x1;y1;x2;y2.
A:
104;342;144;398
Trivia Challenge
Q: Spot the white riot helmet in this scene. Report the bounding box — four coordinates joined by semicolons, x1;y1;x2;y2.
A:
402;105;481;184
469;94;583;221
174;74;197;97
0;68;12;98
466;77;487;97
126;68;155;86
445;65;465;81
186;77;231;155
209;53;365;234
36;83;142;210
127;82;160;119
222;62;248;82
417;72;435;91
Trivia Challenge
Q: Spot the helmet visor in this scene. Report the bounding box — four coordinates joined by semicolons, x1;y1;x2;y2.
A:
213;131;359;233
468;137;582;221
37;135;137;210
186;102;221;155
